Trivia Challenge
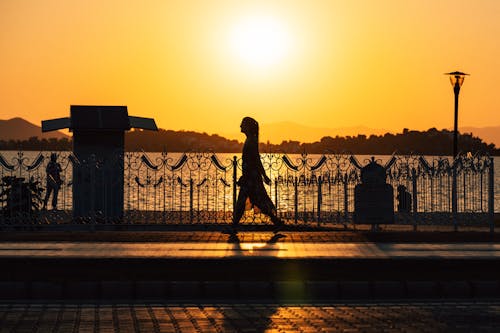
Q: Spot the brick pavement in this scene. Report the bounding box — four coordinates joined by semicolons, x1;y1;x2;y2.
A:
1;301;500;332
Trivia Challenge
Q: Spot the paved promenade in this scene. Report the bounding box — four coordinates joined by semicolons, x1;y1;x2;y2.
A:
1;240;500;259
1;302;500;332
2;230;500;330
1;230;500;301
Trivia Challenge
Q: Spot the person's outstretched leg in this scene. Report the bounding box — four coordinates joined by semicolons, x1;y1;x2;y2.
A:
259;204;284;233
232;190;248;233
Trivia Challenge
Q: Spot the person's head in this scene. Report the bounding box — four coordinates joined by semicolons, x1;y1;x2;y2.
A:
50;153;57;162
240;117;259;138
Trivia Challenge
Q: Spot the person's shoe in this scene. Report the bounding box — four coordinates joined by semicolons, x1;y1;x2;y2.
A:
222;224;238;235
228;232;240;243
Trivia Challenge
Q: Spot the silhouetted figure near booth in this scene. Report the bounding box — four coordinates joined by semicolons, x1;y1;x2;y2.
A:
397;185;412;213
232;117;283;234
43;153;62;210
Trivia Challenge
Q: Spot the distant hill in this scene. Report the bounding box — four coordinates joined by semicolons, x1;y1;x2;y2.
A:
0;118;498;155
222;122;388;144
0;117;68;140
223;122;500;147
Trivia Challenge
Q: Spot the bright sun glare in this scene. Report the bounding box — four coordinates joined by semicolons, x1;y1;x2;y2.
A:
230;15;291;69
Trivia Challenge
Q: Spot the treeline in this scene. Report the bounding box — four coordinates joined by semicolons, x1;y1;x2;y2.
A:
0;137;72;151
125;129;242;152
0;128;498;155
296;128;499;155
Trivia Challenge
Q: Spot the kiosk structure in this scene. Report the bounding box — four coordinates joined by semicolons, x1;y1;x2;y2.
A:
354;157;394;225
42;105;157;219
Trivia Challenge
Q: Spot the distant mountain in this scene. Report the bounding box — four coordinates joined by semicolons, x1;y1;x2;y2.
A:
0;119;497;155
0;117;68;141
224;121;500;147
222;121;389;144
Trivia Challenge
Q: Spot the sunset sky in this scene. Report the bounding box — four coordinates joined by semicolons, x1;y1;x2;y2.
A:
1;0;499;143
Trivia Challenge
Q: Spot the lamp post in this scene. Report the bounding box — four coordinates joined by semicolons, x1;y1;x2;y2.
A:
445;71;469;159
445;71;468;231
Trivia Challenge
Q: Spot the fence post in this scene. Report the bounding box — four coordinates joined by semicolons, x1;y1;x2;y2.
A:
317;176;322;225
189;178;194;223
343;174;349;223
452;163;458;232
489;157;495;233
232;156;237;218
412;168;418;231
90;156;96;232
294;176;298;224
274;178;278;216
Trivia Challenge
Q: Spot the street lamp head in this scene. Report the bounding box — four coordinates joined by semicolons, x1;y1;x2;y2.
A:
445;71;469;88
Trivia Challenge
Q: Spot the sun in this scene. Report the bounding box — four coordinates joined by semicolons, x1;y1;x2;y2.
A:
229;15;291;69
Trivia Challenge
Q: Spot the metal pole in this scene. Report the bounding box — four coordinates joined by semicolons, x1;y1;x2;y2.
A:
452;84;460;231
274;178;278;215
294;176;298;224
317;176;322;225
189;178;193;223
452;165;458;231
232;156;237;217
343;174;349;223
489;157;495;233
453;87;459;159
90;156;96;232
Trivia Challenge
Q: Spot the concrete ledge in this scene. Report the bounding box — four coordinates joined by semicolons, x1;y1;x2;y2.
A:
406;281;439;298
339;281;371;299
441;281;472;298
305;281;338;300
373;281;406;299
275;281;307;301
239;281;272;299
203;281;238;299
0;282;27;299
135;281;167;299
1;279;500;300
472;281;500;298
31;282;63;299
170;281;202;299
101;281;133;299
66;281;99;299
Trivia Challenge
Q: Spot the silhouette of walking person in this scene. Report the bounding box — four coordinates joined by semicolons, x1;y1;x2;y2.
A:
232;117;283;235
43;153;62;210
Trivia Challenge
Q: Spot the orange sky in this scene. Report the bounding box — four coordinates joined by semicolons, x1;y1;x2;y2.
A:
1;0;499;143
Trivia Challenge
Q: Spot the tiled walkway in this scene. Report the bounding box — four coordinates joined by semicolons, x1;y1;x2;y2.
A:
2;229;500;244
1;302;500;332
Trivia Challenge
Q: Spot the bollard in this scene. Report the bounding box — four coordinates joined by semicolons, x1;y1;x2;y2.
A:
489;157;494;233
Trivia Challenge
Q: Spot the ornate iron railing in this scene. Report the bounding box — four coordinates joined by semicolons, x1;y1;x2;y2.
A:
0;151;495;229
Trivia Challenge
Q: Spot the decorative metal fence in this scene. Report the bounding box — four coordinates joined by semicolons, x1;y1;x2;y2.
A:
0;151;495;229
